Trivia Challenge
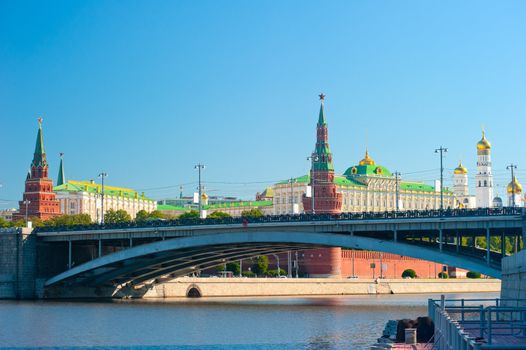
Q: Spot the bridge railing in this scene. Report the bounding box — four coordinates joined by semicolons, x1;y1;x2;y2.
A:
35;207;524;234
430;296;526;349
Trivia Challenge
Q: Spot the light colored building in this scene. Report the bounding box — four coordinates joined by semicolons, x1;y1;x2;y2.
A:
54;180;156;222
272;149;455;215
0;208;17;221
475;131;494;208
452;161;476;208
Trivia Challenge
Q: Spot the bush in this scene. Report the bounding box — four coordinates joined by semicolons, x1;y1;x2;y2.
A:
438;272;448;279
466;271;481;279
242;271;256;277
402;269;417;278
267;268;287;277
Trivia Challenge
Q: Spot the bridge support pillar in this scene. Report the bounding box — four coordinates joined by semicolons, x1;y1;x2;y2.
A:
486;228;490;266
98;239;102;258
68;240;72;270
393;229;397;242
439;229;443;252
501;232;506;258
456;232;460;253
129;237;133;248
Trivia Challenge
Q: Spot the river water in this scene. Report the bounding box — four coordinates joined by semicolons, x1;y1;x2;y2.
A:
0;292;497;350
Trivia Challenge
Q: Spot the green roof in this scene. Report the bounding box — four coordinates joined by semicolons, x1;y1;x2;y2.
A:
318;102;326;125
334;176;367;187
53;180;154;201
56;156;65;186
343;165;392;177
204;200;273;210
400;182;435;193
157;204;192;211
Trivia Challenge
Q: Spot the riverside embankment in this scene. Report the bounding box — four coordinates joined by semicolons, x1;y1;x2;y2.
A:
45;277;501;299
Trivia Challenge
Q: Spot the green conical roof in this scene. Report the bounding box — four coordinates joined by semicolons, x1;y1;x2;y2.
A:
57;154;65;186
31;119;47;168
317;102;326;125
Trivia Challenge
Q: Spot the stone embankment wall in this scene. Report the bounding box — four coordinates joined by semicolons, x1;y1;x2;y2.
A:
501;249;526;301
0;228;36;299
130;278;500;299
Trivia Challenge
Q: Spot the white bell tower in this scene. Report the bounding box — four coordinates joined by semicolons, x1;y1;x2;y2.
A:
475;131;494;208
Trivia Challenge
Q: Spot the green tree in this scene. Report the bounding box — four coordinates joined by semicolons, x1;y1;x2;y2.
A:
104;209;132;224
208;211;231;219
149;210;165;219
178;210;199;220
252;255;268;276
45;214;92;227
135;210;150;222
438;272;448;279
267;268;287;277
241;208;263;219
0;217;12;228
402;269;417;278
466;271;481;279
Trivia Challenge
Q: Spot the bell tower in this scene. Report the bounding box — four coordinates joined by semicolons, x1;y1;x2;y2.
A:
475;131;494;208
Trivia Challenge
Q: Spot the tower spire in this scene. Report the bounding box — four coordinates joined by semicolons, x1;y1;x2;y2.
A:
32;117;47;168
57;152;65;186
317;93;326;125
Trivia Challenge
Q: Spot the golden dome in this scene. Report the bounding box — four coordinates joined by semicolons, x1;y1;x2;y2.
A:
454;161;468;175
476;131;491;152
507;176;522;194
359;149;376;166
201;193;209;200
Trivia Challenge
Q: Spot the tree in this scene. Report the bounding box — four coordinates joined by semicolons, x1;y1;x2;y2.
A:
178;210;199;220
45;214;92;227
104;209;131;224
208;211;231;219
0;217;12;228
241;208;263;219
438;272;448;279
149;210;165;219
466;271;481;279
402;269;417;278
135;210;150;222
252;255;268;276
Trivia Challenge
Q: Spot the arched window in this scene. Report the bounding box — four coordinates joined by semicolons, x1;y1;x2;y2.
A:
484;180;487;187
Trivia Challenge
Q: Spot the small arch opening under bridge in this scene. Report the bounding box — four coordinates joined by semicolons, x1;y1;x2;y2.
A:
187;285;202;298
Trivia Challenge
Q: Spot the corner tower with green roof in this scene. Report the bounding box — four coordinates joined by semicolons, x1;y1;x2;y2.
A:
302;94;342;214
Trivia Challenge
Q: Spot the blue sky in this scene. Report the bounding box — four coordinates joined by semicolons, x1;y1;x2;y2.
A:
1;1;525;208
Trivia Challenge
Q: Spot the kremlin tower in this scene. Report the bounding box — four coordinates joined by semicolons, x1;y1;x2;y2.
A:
301;94;342;277
13;118;60;221
475;131;494;208
452;161;475;208
302;94;342;214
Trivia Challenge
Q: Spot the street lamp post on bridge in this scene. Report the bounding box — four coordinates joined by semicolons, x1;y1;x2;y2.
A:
434;146;448;210
507;164;518;207
194;163;205;217
306;154;319;214
98;172;107;224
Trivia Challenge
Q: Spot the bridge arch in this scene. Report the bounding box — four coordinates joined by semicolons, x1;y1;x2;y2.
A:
45;231;502;288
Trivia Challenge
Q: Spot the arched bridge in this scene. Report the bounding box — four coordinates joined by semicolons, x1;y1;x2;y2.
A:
37;208;526;290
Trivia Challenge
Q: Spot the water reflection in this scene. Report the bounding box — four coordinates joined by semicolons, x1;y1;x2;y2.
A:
0;293;498;350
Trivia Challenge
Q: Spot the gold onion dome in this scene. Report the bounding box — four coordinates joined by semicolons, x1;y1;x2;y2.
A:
476;131;491;152
507;176;522;194
201;193;209;200
359;149;376;166
454;161;468;175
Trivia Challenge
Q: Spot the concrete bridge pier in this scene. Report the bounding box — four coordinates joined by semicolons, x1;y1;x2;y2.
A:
0;228;37;299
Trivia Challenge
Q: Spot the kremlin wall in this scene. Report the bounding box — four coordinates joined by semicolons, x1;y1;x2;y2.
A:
5;98;525;282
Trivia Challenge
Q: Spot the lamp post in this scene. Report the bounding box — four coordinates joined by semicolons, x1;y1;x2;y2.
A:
507;164;518;207
98;172;107;224
393;171;401;211
306;154;319;214
272;254;280;277
194;164;205;217
434;146;448;210
23;200;30;223
288;178;297;214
